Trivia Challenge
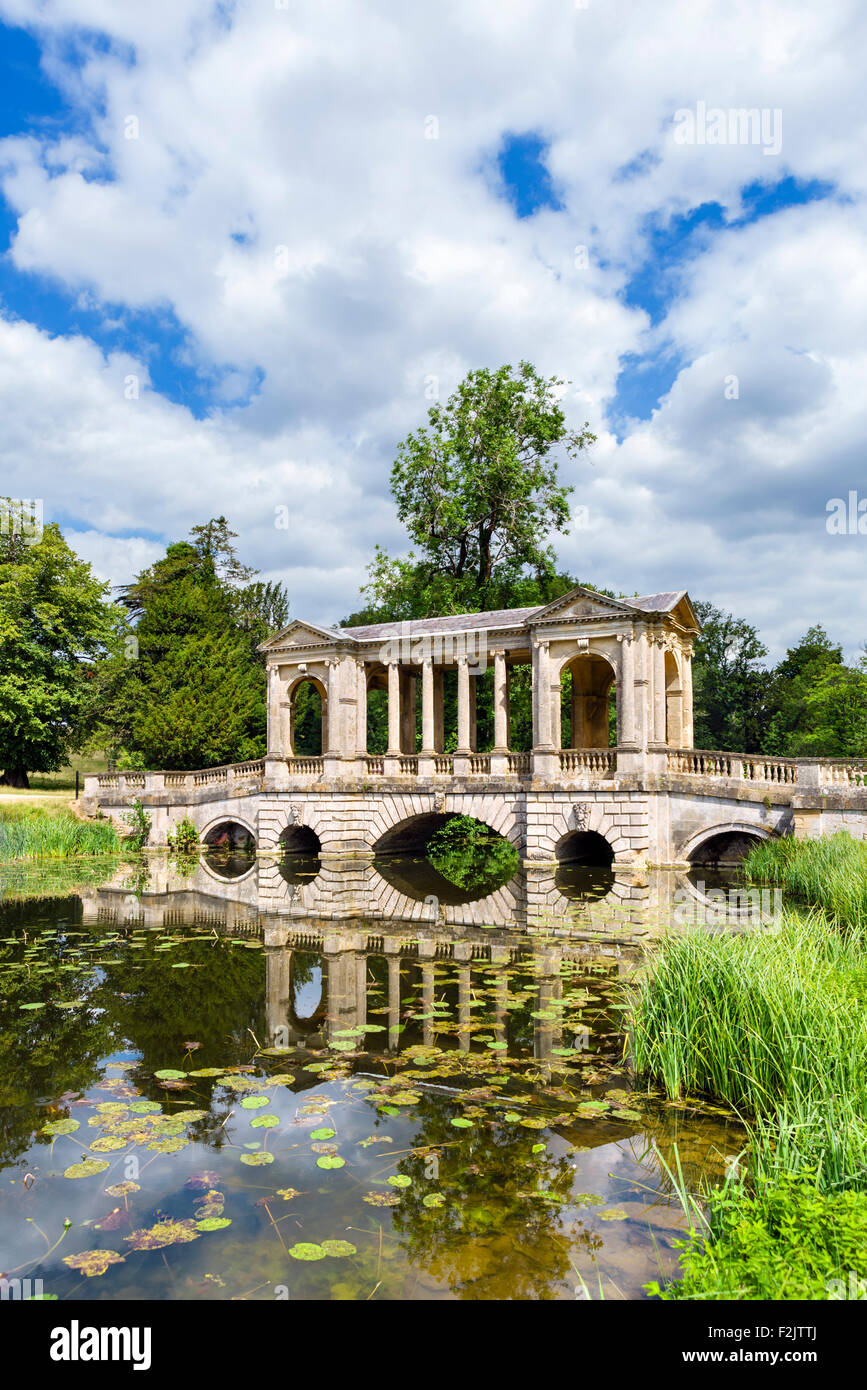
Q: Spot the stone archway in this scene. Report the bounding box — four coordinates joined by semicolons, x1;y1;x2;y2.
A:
559;652;617;750
681;821;776;866
287;674;328;755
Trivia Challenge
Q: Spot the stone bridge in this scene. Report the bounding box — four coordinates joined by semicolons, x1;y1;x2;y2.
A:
83;586;867;867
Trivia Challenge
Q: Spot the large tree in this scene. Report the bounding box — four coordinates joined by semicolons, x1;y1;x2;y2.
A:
692;600;771;752
762;625;845;755
97;518;289;770
0;520;123;786
380;361;594;614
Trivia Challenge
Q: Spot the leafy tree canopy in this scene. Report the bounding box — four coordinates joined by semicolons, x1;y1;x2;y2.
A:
0;520;124;786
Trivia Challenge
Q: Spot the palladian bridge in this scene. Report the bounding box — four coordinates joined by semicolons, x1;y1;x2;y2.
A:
84;585;867;870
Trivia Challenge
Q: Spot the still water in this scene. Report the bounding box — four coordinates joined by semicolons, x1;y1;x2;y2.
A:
0;851;744;1301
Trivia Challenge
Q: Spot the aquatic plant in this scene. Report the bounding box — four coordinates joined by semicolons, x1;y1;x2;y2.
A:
0;805;120;859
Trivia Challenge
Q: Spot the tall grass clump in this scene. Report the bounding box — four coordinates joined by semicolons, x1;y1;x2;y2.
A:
630;909;867;1130
632;907;867;1298
0;806;120;859
742;830;867;936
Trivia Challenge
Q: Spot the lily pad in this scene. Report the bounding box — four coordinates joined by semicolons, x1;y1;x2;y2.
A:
321;1240;357;1257
125;1219;200;1250
387;1174;411;1188
240;1151;274;1166
599;1207;629;1221
450;1117;473;1129
196;1217;232;1232
251;1115;279;1128
63;1249;126;1277
64;1159;111;1180
288;1242;326;1260
41;1118;80;1137
316;1154;345;1169
310;1126;336;1141
422;1193;446;1208
153;1069;186;1080
240;1096;269;1109
105;1181;140;1197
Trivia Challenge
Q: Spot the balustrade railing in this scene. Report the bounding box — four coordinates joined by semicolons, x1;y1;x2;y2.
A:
507;752;530;775
468;754;491;774
284;757;324;775
559;749;615;775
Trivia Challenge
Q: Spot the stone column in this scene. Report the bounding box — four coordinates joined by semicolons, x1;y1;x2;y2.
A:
267;665;282;754
356;662;368;755
653;637;667;746
532;638;557;779
468;672;477;752
681;645;694;748
386;661;401;755
420;658;435;752
491;650;509;775
617;633;637;748
326;658;341;754
456;657;471;753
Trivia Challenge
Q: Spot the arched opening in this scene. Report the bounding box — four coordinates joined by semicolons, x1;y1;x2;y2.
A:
555;829;615;866
279;824;321;855
665;651;683;747
203;820;256;852
202;820;256;879
688;829;767;868
374;812;453;856
374;813;519;899
278;824;321;886
290;676;327;755
560;654;617;750
365;667;389;754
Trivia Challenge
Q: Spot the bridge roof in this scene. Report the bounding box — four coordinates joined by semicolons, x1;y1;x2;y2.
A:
338;606;542;640
259;587;698;652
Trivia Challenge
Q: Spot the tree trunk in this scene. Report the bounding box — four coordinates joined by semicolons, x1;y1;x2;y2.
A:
0;768;30;788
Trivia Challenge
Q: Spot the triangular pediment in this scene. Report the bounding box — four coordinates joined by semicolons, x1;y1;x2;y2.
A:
529;586;640;624
258;619;352;654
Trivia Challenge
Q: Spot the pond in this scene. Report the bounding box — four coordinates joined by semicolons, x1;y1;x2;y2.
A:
0;850;746;1301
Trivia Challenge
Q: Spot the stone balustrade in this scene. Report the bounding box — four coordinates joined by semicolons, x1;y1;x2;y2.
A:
84;749;867;804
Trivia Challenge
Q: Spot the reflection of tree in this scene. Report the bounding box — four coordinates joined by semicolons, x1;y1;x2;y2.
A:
99;938;266;1069
426;817;519;893
0;899;117;1168
0;897;269;1169
386;1092;599;1298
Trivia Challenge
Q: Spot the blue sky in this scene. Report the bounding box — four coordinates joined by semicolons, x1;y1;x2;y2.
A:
0;1;864;658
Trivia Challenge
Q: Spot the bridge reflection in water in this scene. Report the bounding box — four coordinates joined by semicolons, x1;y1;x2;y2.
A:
78;850;761;1063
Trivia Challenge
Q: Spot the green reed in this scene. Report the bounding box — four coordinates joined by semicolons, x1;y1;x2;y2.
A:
0;805;120;859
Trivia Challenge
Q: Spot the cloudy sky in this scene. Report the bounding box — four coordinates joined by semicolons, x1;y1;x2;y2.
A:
0;0;864;660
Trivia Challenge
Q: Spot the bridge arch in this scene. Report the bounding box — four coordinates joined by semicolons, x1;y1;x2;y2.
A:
536;800;639;865
681;821;777;866
364;793;522;856
554;828;614;865
199;814;257;849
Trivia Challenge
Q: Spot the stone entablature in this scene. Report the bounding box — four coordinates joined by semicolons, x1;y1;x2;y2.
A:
257;584;701;772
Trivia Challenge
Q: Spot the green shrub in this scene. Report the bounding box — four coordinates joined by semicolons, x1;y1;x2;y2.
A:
652;1174;867;1301
122;797;151;850
166;816;199;854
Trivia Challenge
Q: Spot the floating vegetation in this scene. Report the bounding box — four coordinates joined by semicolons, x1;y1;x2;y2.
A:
0;867;744;1302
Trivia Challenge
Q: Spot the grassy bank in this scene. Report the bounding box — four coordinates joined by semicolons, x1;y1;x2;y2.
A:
742;829;867;929
0;805;120;859
631;895;867;1299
